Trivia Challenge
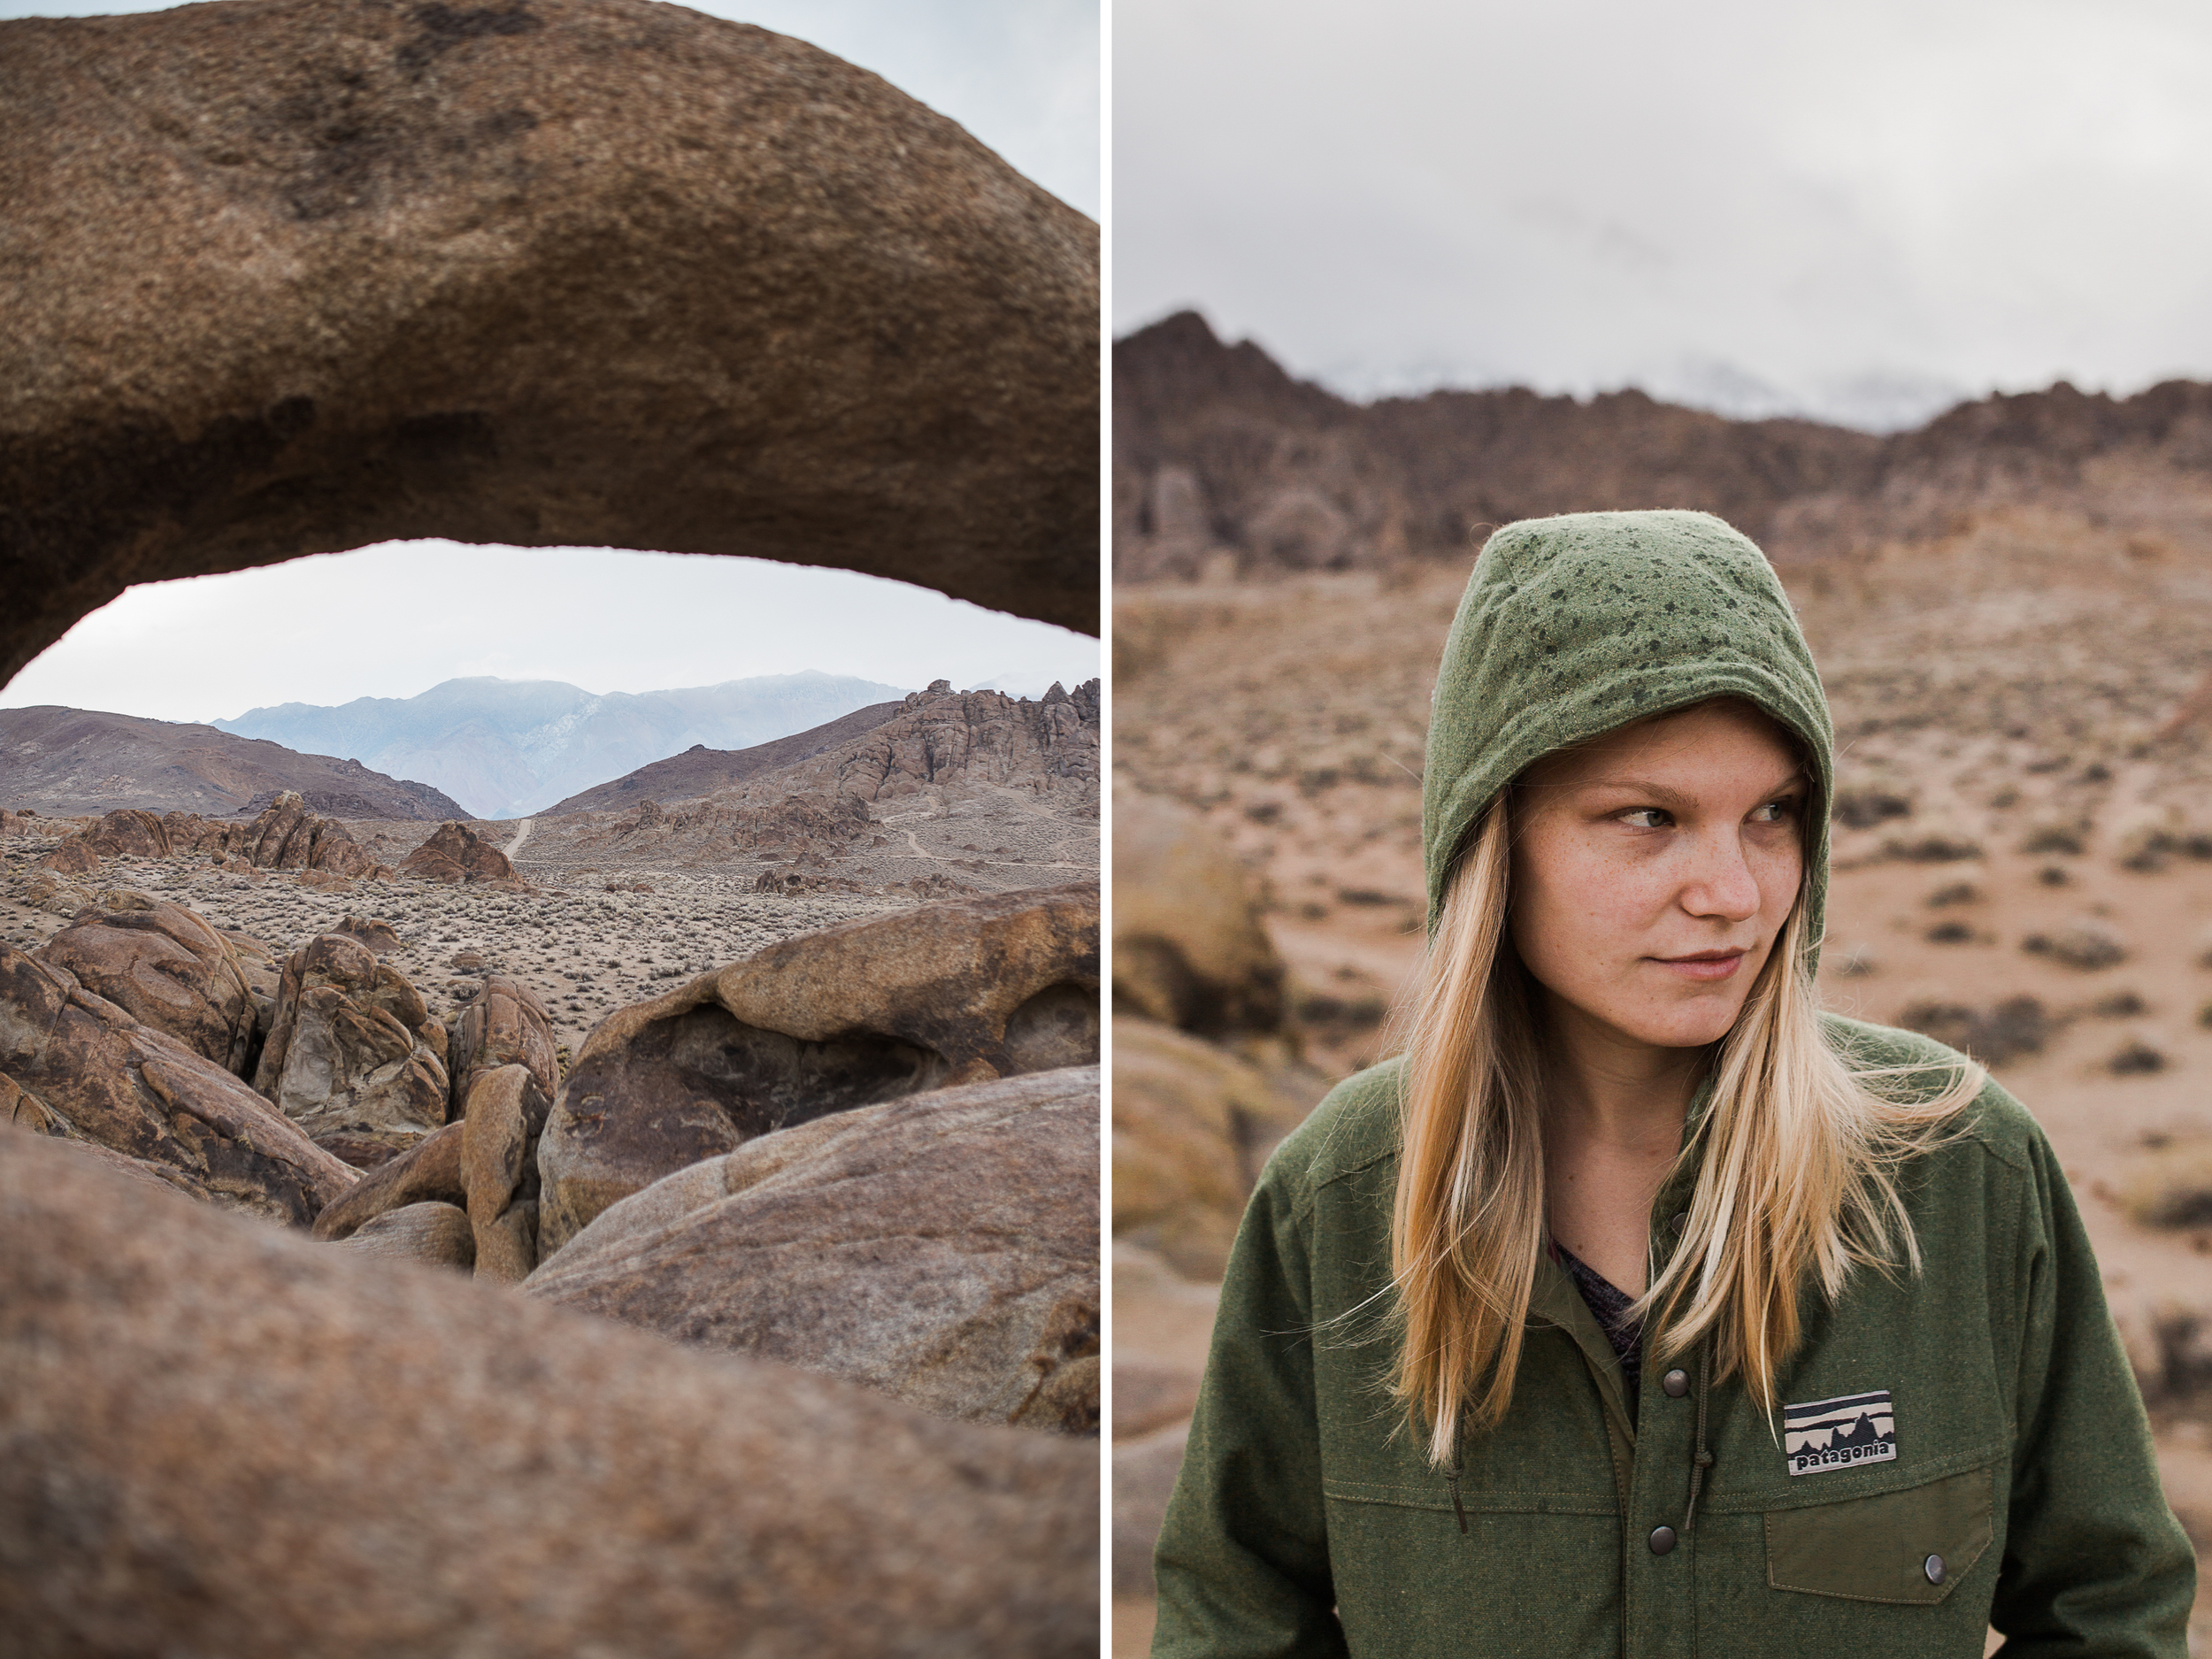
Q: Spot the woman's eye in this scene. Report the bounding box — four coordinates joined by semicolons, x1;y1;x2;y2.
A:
1620;808;1671;829
1749;800;1794;824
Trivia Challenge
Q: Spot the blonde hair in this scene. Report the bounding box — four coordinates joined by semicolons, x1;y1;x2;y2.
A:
1388;795;1983;1466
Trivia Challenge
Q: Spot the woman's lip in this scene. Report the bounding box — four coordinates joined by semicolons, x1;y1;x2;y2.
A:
1652;950;1746;981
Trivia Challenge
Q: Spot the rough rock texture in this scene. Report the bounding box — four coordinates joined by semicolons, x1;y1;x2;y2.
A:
37;838;99;875
0;942;357;1225
0;1127;1097;1657
33;894;260;1075
0;705;467;818
334;914;403;954
310;1118;466;1240
1112;790;1286;1037
449;973;557;1110
1110;1016;1317;1279
19;871;92;915
254;933;451;1164
461;1063;549;1282
537;882;1099;1255
340;1197;476;1270
529;1067;1099;1432
41;792;388;879
400;820;520;886
0;0;1098;698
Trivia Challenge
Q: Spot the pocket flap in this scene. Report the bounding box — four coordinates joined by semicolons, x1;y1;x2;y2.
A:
1765;1464;1993;1605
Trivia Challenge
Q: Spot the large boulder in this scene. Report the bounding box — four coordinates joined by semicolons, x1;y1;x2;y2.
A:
537;882;1098;1254
1111;790;1286;1037
253;933;451;1166
310;1118;467;1240
528;1066;1099;1432
400;821;520;886
449;973;558;1110
339;1198;477;1271
1111;1015;1318;1279
81;807;172;858
0;942;357;1225
233;790;380;876
0;1126;1096;1656
461;1063;551;1283
34;892;259;1075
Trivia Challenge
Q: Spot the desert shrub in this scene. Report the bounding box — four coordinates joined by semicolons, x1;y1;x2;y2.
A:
1897;995;2050;1066
2108;1038;2169;1076
2019;823;2085;856
1926;881;1981;908
1834;787;1912;830
1925;921;1975;944
2022;922;2126;971
2121;1147;2212;1229
2093;991;2147;1018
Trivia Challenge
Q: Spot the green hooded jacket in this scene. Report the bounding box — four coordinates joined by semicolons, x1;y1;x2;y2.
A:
1148;511;2195;1657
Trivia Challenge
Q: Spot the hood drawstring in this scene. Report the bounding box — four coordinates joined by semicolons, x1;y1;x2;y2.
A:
1682;1340;1715;1533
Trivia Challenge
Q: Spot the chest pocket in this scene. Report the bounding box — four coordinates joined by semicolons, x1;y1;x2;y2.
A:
1764;1464;1994;1605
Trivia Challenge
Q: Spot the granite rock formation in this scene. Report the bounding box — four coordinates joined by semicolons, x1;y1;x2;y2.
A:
0;943;357;1225
536;883;1100;1256
448;973;558;1110
34;892;261;1075
0;1127;1097;1656
309;1118;469;1241
529;1066;1099;1432
253;933;452;1166
0;0;1097;698
339;1197;477;1270
544;697;909;815
1111;790;1286;1038
459;1062;550;1283
399;821;521;886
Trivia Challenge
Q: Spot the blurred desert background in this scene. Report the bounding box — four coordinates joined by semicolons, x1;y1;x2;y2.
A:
1109;313;2212;1652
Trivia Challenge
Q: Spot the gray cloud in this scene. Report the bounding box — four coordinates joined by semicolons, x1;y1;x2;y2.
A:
1116;0;2212;426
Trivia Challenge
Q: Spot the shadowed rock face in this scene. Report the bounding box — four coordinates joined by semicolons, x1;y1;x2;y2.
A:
536;882;1100;1255
528;1066;1101;1432
0;1127;1097;1656
399;821;519;886
0;0;1099;690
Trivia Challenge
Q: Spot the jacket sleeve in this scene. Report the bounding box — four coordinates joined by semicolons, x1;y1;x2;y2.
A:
1990;1125;2196;1655
1150;1157;1348;1659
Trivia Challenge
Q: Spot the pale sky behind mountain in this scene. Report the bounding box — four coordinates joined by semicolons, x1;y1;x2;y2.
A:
0;0;1099;725
1117;0;2212;431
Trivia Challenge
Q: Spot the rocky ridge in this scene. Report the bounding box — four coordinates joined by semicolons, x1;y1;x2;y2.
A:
0;704;468;819
1114;309;2212;581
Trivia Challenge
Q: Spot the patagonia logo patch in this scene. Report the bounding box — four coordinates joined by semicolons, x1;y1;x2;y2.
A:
1783;1390;1897;1476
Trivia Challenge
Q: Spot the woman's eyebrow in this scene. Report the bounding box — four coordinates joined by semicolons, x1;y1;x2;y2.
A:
1567;772;1807;810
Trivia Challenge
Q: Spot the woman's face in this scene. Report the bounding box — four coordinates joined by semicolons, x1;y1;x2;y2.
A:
1508;699;1807;1057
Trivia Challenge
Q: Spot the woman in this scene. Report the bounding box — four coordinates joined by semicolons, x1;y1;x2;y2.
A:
1149;510;2194;1656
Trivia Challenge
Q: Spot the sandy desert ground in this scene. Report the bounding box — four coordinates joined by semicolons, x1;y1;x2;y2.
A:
2;793;1097;1061
1113;505;2212;1650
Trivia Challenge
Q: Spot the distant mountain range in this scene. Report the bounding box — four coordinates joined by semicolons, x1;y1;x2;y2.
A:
542;700;910;816
214;672;910;819
0;706;469;820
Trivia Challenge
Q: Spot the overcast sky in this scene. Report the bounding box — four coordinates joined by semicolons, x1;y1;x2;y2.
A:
0;0;1098;725
1117;0;2212;430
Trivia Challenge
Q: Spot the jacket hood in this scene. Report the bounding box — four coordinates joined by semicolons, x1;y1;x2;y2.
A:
1421;510;1835;969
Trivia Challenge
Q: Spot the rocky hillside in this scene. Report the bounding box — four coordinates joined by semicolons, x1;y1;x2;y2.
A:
542;699;908;815
0;706;467;819
524;679;1102;895
216;671;909;819
1115;310;2212;580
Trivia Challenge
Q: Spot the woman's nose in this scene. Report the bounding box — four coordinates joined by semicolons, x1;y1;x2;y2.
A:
1679;832;1763;922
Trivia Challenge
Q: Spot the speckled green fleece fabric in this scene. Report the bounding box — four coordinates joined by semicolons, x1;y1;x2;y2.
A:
1149;511;2196;1658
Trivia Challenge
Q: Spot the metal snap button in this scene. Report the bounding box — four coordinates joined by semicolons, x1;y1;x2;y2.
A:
1648;1525;1677;1555
1662;1369;1689;1398
1924;1554;1946;1585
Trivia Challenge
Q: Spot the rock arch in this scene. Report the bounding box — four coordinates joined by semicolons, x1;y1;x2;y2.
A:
0;0;1099;689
